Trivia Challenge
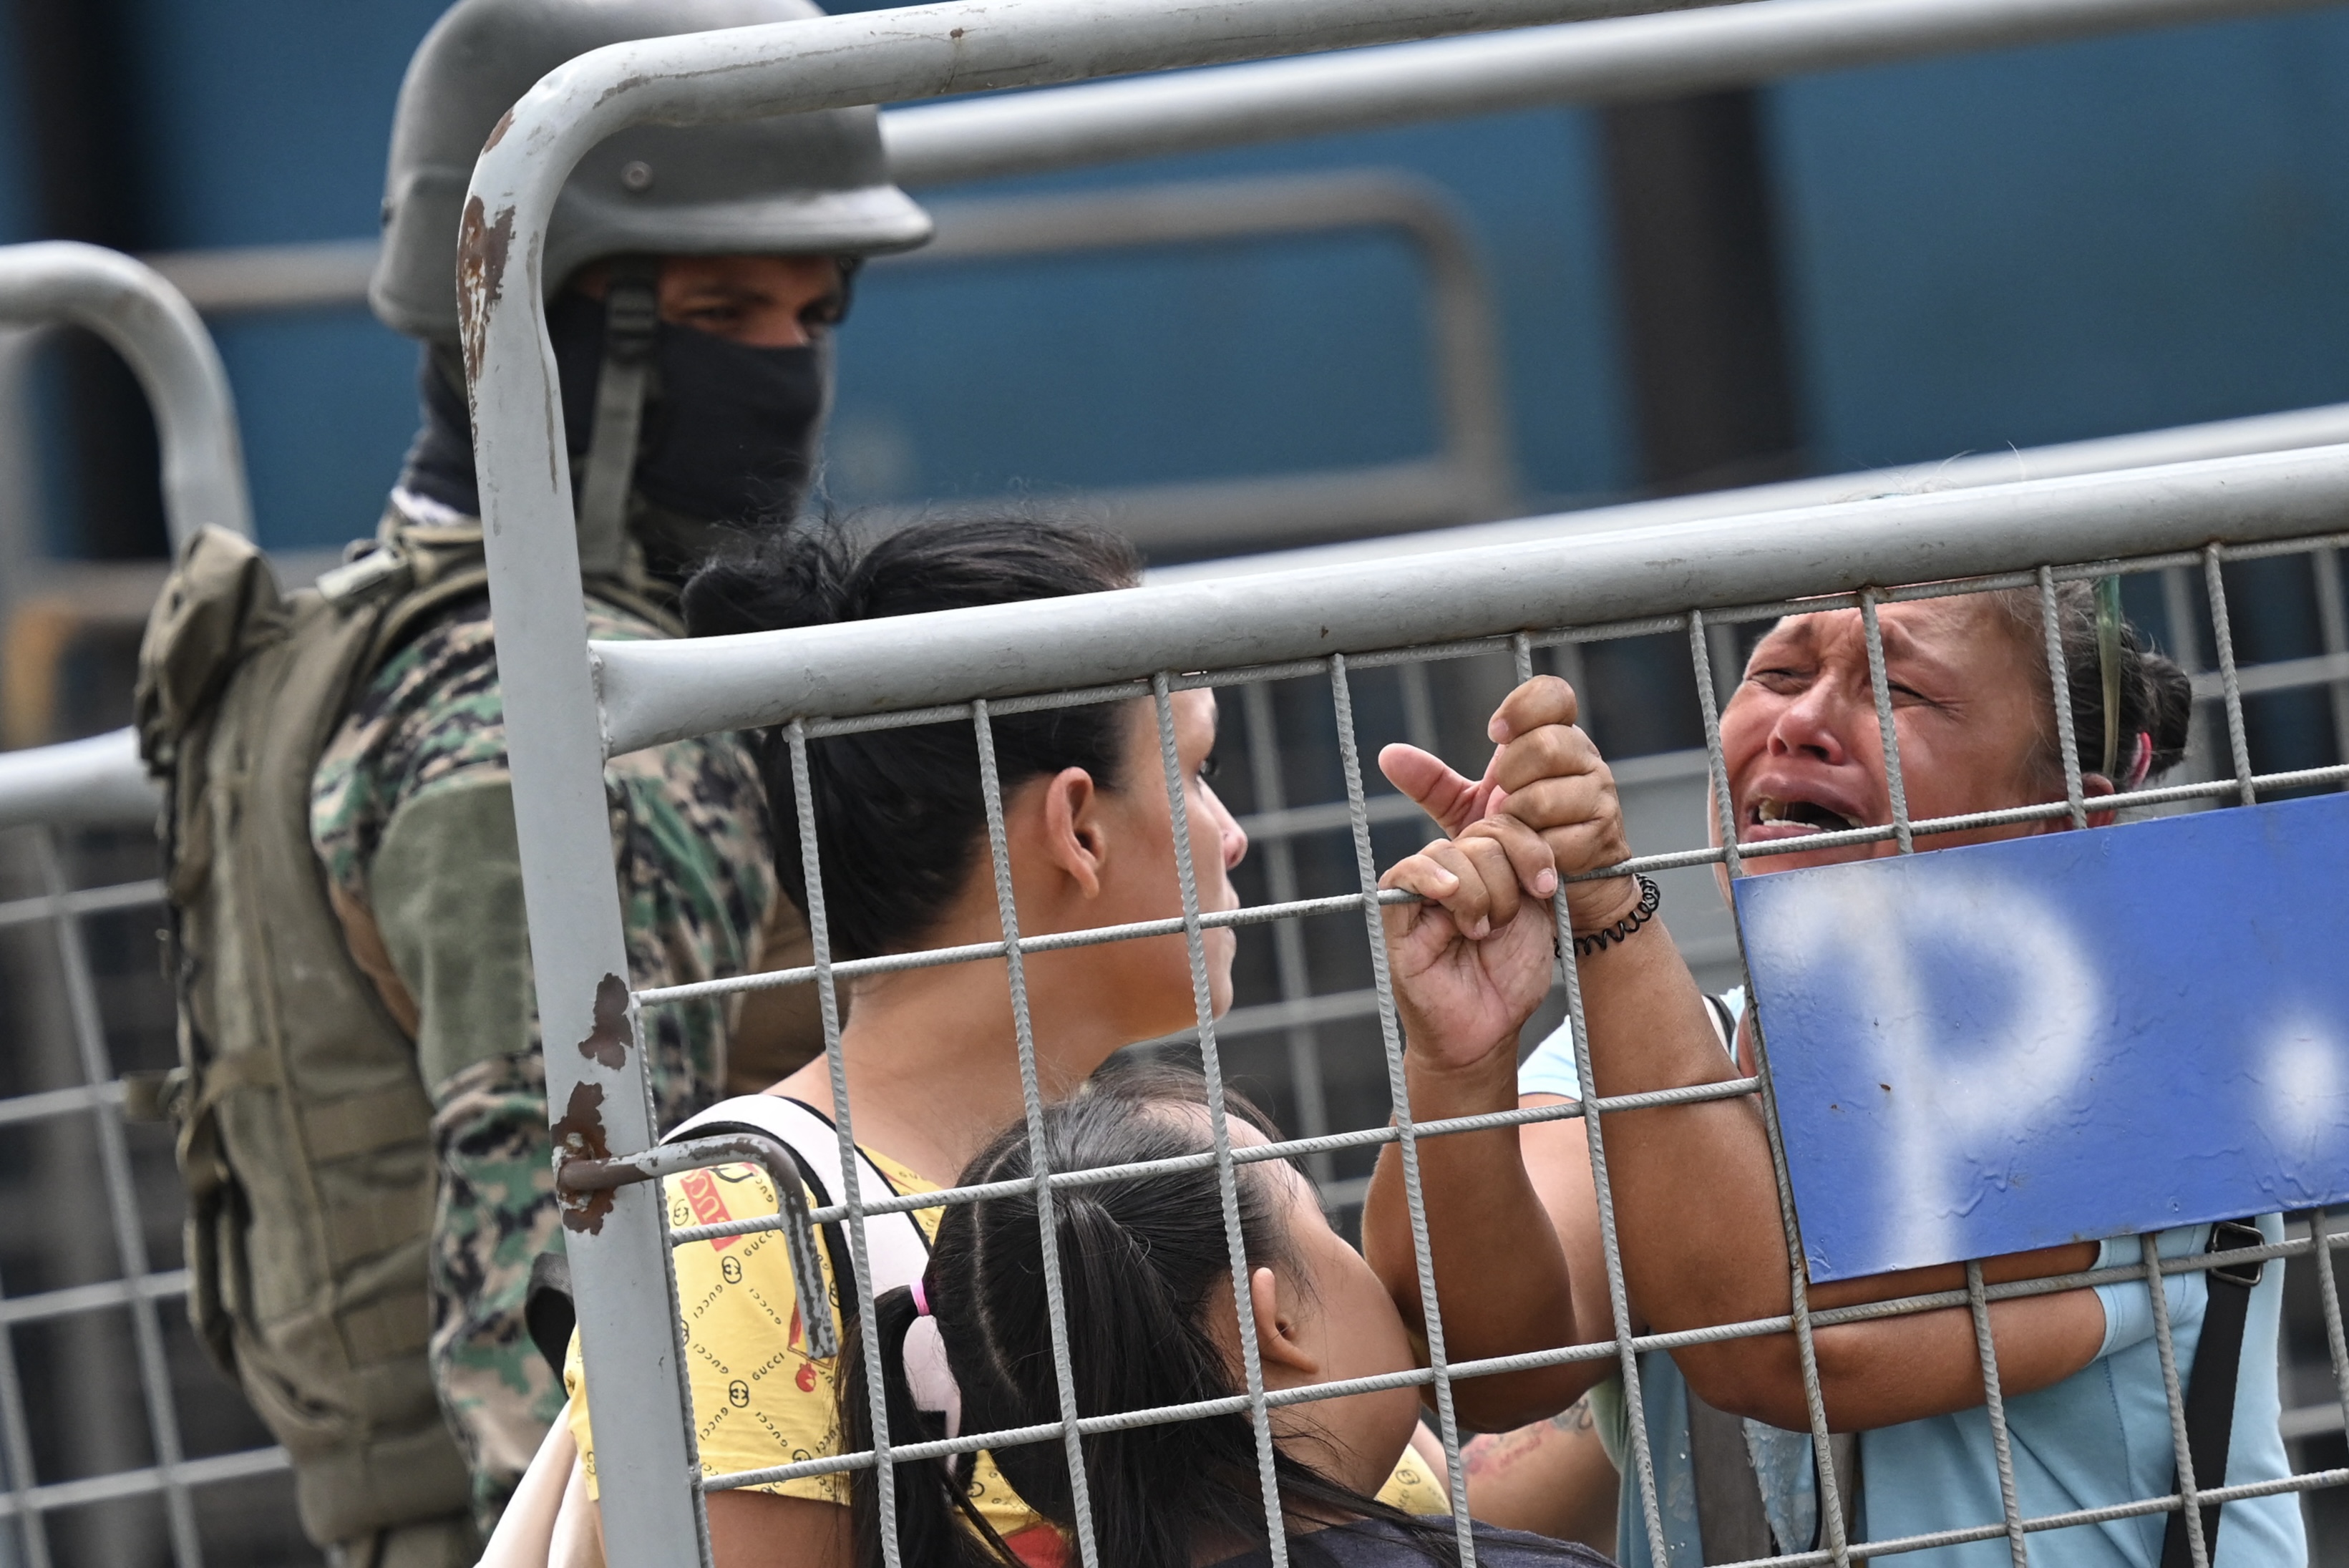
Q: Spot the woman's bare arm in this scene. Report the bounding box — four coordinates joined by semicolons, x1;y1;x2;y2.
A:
479;1418;575;1568
703;1494;852;1568
550;1455;604;1568
1462;1394;1618;1553
1366;676;2106;1436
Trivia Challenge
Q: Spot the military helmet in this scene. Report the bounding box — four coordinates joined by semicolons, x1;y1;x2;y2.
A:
371;0;933;341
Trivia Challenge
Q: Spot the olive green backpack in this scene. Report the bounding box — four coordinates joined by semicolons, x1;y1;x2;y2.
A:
133;517;498;1563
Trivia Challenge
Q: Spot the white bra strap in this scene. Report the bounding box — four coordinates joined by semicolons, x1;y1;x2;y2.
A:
668;1095;933;1302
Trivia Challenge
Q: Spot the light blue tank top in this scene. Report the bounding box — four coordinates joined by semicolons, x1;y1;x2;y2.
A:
1518;1000;2303;1567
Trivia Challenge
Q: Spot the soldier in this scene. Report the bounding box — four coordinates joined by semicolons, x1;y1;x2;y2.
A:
131;2;930;1563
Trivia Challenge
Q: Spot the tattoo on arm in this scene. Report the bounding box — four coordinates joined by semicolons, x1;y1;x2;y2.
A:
1462;1393;1596;1477
1552;1396;1595;1433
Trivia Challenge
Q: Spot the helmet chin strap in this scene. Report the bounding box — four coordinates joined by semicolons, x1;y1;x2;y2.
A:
575;256;659;577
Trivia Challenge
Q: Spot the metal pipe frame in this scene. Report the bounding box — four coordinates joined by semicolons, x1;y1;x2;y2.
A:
454;6;1755;1559
1147;399;2349;583
880;0;2343;185
0;729;160;834
10;399;2349;830
615;520;2349;1568
865;170;1518;550
485;69;2349;1549
0;242;251;551
0;242;253;752
595;439;2349;755
0;242;260;1567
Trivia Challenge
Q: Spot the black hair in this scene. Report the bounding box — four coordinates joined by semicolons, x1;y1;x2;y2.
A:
681;515;1143;960
836;1066;1488;1568
2001;582;2194;786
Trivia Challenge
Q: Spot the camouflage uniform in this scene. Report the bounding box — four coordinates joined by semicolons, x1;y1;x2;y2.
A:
311;583;773;1532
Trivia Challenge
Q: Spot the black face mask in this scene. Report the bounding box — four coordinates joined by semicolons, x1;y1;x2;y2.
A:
632;317;828;527
398;291;829;533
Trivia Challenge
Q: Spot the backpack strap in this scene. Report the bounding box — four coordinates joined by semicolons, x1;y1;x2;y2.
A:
2161;1219;2266;1568
668;1095;933;1320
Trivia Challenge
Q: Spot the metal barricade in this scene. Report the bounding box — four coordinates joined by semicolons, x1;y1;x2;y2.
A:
875;0;2342;185
0;244;251;749
0;170;1510;740
0;243;286;1568
862;170;1518;554
457;7;2349;1564
546;427;2349;1568
6;0;2349;1562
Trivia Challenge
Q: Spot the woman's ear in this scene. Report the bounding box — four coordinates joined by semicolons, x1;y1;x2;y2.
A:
1250;1265;1318;1378
1039;766;1107;895
2081;771;2119;829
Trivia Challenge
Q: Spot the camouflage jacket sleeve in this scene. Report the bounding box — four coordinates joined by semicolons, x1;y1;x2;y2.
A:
311;590;775;1531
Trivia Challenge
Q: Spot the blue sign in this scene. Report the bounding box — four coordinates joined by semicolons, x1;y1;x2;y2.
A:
1733;793;2349;1282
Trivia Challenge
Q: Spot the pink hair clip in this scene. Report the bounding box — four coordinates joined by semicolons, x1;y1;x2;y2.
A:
901;1281;961;1443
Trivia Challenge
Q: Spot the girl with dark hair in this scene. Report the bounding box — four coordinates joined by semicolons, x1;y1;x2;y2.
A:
1362;585;2305;1567
523;515;1501;1568
837;1066;1613;1568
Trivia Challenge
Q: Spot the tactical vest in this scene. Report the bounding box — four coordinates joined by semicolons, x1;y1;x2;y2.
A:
132;514;674;1561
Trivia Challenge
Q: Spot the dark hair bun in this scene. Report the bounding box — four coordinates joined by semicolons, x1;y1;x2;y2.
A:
2039;581;2197;784
2135;643;2193;776
682;513;1143;960
679;523;855;641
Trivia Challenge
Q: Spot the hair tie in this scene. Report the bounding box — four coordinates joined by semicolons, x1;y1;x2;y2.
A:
900;1282;962;1443
2094;575;2125;782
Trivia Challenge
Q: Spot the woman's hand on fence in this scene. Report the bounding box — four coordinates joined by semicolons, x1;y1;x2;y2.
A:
1379;675;1640;933
1379;814;1558;1067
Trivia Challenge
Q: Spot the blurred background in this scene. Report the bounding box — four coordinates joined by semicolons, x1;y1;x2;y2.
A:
5;2;2349;1563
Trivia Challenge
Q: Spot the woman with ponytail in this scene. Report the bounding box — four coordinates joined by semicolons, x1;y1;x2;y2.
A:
838;1066;1613;1568
528;514;1590;1567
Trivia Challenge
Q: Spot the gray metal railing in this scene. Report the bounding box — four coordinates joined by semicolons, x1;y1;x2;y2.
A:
5;0;2349;1562
0;168;1512;731
452;4;1761;1557
0;243;278;1568
525;439;2349;1568
591;442;2349;750
0;243;256;749
0;242;250;555
863;170;1517;552
457;4;2349;1563
877;0;2338;185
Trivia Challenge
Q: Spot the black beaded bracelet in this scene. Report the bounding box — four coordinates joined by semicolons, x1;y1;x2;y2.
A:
1571;874;1661;960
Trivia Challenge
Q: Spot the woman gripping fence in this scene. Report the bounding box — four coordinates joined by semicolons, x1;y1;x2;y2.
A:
484;513;1608;1567
1360;583;2305;1568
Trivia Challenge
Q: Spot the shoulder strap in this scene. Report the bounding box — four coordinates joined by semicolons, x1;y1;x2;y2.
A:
1703;993;1739;1054
2161;1220;2265;1568
668;1096;932;1319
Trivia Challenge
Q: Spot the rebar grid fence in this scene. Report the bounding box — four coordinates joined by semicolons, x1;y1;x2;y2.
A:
4;540;2347;1566
0;237;306;1568
569;523;2349;1568
0;825;305;1568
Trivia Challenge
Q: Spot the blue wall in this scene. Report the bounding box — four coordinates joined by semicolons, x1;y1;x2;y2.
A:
827;108;1625;507
1774;9;2349;473
9;4;2349;552
0;9;31;245
112;0;448;550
